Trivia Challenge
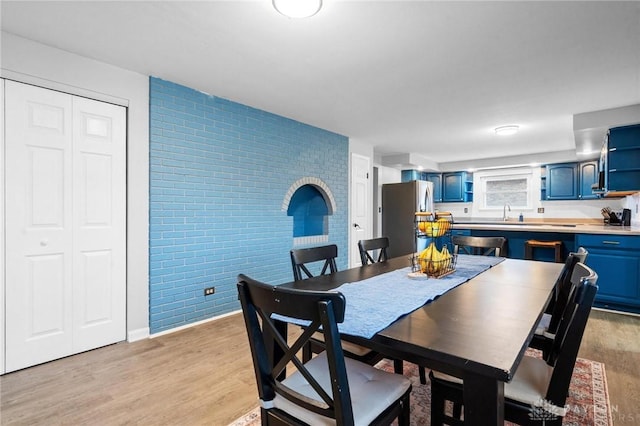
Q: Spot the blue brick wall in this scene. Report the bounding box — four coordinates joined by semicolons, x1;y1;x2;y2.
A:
149;77;349;333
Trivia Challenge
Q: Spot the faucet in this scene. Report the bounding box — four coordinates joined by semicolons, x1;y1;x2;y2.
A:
503;203;511;221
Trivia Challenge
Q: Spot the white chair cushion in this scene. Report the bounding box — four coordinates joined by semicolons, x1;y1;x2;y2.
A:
269;352;411;426
311;331;373;357
535;313;551;335
431;355;566;417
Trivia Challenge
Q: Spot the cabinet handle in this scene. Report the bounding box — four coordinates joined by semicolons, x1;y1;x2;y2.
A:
610;169;617;172
609;147;617;152
602;240;620;245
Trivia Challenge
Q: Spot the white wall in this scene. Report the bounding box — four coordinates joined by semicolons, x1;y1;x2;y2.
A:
1;32;150;341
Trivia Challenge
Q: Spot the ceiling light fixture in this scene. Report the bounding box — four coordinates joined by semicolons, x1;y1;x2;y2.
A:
273;0;322;18
495;125;520;136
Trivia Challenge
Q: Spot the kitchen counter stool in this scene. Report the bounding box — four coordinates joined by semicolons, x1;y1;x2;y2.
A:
525;239;563;263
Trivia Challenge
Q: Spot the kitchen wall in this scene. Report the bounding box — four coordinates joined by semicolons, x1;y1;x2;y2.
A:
622;193;640;226
375;164;627;225
149;77;349;333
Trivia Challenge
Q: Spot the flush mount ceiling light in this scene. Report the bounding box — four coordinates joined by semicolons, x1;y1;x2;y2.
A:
495;125;520;136
273;0;322;18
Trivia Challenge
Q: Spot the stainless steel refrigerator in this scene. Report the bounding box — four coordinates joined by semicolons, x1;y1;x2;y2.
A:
382;180;434;258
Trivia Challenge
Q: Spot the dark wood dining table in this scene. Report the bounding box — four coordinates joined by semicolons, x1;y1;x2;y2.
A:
279;255;563;425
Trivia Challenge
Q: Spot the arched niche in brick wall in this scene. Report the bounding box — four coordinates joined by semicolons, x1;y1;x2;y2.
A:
282;177;337;245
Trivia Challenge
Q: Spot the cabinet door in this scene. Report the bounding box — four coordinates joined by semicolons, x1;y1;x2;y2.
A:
546;163;578;200
425;173;442;202
607;124;640;192
578;161;598;199
576;234;640;310
442;172;464;202
583;249;640;306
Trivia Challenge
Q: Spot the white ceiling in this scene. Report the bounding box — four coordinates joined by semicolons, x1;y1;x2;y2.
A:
2;1;639;170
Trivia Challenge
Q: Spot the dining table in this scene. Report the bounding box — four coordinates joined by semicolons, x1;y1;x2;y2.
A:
278;255;564;425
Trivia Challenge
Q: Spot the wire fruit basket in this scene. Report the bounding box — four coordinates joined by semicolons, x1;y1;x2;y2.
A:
410;212;456;279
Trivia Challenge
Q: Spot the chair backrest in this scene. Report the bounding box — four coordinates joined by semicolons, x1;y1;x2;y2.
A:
546;247;589;334
452;235;506;257
358;237;390;265
236;274;354;423
544;262;598;409
290;244;338;281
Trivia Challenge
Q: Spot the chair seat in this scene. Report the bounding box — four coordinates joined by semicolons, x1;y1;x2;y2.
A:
311;332;373;357
535;313;551;335
272;352;412;426
431;355;566;417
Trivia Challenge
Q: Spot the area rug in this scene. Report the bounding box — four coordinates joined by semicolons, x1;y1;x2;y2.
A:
229;351;612;425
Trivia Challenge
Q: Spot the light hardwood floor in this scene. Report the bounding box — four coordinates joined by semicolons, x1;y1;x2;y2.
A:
1;309;638;425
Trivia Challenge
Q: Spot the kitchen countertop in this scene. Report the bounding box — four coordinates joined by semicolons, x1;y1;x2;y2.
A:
452;220;640;235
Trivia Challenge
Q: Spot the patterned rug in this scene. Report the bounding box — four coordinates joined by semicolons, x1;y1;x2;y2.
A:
229;351;612;425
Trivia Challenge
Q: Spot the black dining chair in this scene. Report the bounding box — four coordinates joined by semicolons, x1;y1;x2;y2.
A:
358;236;429;384
237;274;412;426
429;262;598;426
452;235;506;257
290;244;387;367
358;237;390;265
530;247;588;359
290;244;338;281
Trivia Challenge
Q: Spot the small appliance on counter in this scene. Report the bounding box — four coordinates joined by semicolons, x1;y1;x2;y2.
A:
601;207;631;226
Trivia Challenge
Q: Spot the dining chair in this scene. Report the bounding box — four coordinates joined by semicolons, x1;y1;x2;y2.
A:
358;236;428;384
237;274;412;426
452;235;506;257
429;262;598;426
530;247;588;359
290;244;338;281
358;237;390;265
290;244;388;368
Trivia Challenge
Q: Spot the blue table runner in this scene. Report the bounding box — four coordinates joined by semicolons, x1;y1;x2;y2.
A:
276;254;505;339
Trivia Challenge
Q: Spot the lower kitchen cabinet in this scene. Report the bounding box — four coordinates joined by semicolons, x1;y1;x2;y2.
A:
576;234;640;313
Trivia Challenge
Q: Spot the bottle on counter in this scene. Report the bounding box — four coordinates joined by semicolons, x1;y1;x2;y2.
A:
519;213;524;222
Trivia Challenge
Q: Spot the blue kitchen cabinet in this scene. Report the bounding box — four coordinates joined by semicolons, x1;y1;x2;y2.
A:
425;173;443;202
464;173;473;202
578;161;599;199
606;124;640;193
576;234;640;313
442;172;469;202
401;169;420;182
545;163;578;200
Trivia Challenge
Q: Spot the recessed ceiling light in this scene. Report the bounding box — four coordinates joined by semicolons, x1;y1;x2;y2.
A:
273;0;322;18
495;125;520;136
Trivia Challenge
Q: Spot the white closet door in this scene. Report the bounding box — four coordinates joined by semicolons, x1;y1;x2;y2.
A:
5;81;126;372
71;96;126;353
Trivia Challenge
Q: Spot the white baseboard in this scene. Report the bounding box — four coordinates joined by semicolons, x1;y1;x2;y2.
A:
149;310;242;339
127;327;150;342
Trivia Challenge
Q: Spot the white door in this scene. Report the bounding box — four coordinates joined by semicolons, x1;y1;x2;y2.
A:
5;81;126;372
350;154;370;267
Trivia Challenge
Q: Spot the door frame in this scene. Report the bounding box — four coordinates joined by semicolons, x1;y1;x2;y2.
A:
1;78;5;372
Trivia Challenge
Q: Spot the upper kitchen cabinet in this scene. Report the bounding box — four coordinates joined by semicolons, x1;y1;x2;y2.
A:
545;163;578;200
442;171;472;202
424;173;443;202
578;161;599;199
605;124;640;195
542;161;600;200
400;171;471;203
